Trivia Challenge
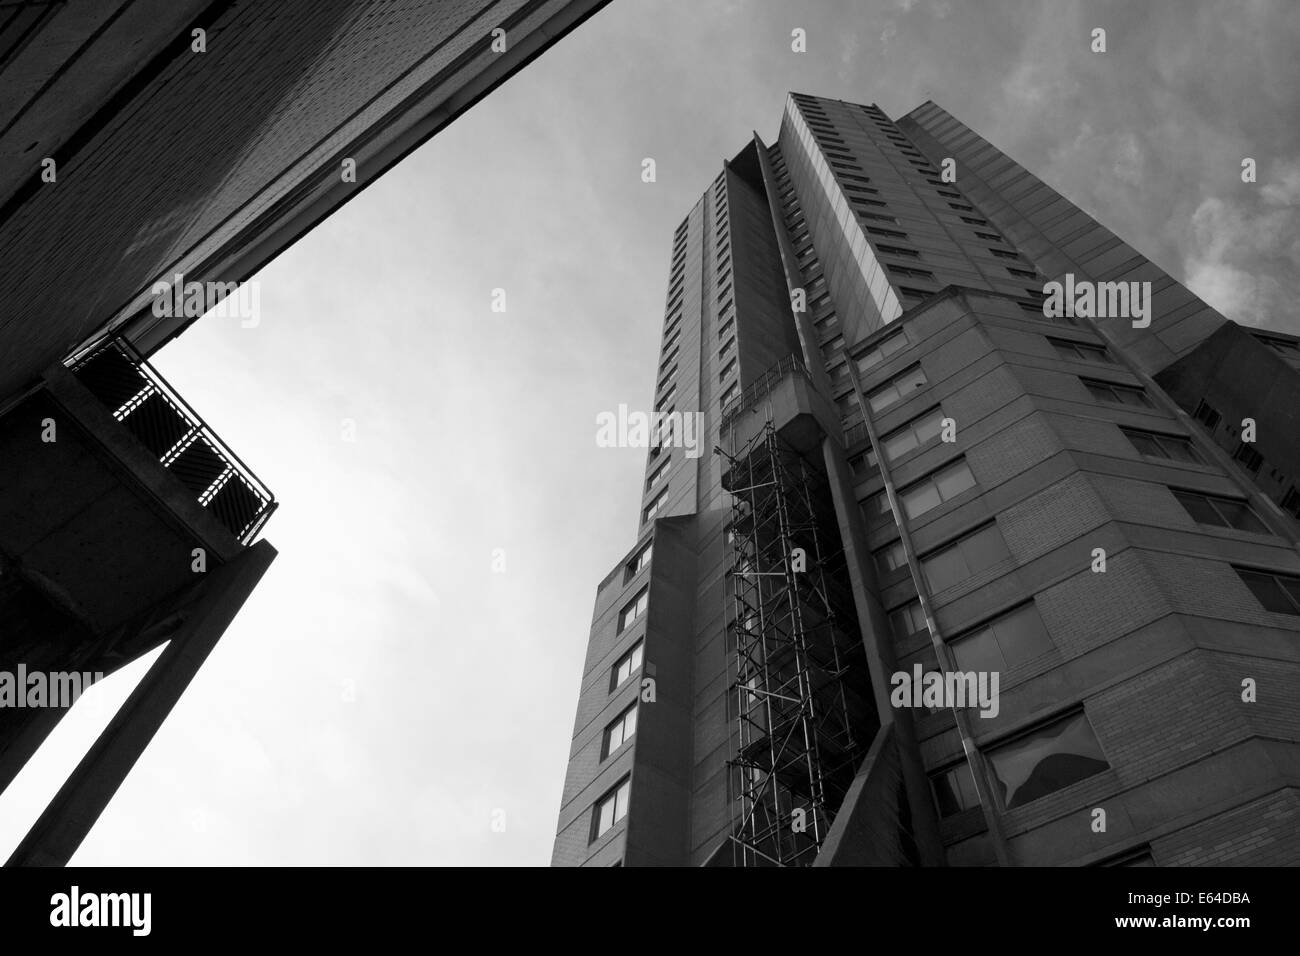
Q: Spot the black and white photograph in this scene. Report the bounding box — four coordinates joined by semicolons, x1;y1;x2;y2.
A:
0;0;1295;937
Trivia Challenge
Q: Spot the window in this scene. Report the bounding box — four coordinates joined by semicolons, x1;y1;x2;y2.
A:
987;711;1109;809
882;407;946;462
1281;487;1300;520
885;264;936;281
836;392;863;427
625;541;652;580
848;448;877;476
1172;490;1269;534
828;361;851;388
659;346;679;371
877;243;920;259
854;331;908;372
1192;399;1222;430
922;523;1011;594
718;315;735;339
1050;337;1114;364
947;202;975;212
645;459;670;493
657;383;676;409
1235;568;1300;615
1121;428;1202;464
590;777;631;841
950;602;1053;672
719;357;737;382
859;211;899;224
657;366;677;390
988;248;1020;260
889;599;927;641
719;337;736;361
618;588;649;632
1082;378;1150;408
865;490;893;522
602;704;638;758
900;459;977;519
866;226;909;240
1006;266;1037;279
1233;442;1264;474
867;365;928;413
960;216;989;226
612;641;644;689
720;381;740;408
874;539;908;577
931;763;980;818
642;489;668;525
975;231;1004;242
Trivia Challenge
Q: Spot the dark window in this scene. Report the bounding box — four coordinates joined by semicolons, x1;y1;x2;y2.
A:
590;777;632;842
931;763;980;817
1050;338;1114;364
1082;378;1151;407
1121;428;1202;464
889;599;926;640
1172;490;1269;534
1192;400;1222;430
1233;442;1264;474
922;523;1011;594
1235;568;1300;615
950;603;1053;672
987;710;1109;809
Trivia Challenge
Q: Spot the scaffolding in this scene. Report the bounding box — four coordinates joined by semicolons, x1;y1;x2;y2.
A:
722;421;867;866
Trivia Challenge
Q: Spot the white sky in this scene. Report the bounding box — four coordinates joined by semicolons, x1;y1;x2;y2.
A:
2;0;1295;865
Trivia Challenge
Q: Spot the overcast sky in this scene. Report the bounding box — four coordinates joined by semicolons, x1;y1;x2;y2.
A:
2;0;1295;866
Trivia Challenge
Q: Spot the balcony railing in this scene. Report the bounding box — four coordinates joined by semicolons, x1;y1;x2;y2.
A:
719;354;813;432
69;337;277;545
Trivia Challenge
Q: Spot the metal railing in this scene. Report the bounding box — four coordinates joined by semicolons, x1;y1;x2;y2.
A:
69;336;277;545
719;354;813;432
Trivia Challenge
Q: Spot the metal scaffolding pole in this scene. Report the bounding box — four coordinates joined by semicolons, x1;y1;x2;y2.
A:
722;421;865;866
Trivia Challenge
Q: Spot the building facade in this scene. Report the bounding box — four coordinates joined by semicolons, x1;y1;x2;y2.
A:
552;93;1300;867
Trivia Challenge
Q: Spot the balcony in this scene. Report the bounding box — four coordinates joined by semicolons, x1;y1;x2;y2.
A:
69;337;275;545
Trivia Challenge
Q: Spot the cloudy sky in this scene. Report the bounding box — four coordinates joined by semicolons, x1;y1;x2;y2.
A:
2;0;1295;866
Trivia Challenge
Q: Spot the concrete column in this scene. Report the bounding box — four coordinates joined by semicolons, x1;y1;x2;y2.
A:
5;539;275;867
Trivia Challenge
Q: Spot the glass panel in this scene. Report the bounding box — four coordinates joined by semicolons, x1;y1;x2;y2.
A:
868;384;899;413
934;462;976;501
913;409;945;445
1280;577;1300;612
630;643;643;671
1216;498;1268;533
1174;491;1224;527
959;524;1011;572
1162;438;1199;463
1239;571;1296;614
951;626;1002;673
923;545;970;593
614;780;631;821
991;604;1054;663
623;707;637;740
988;712;1109;808
884;429;919;461
1118;388;1149;407
902;482;943;519
932;771;964;817
1126;431;1163;457
598;798;615;836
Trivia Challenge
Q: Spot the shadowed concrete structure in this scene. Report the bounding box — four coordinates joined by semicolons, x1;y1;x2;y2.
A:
553;92;1300;867
0;0;609;864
